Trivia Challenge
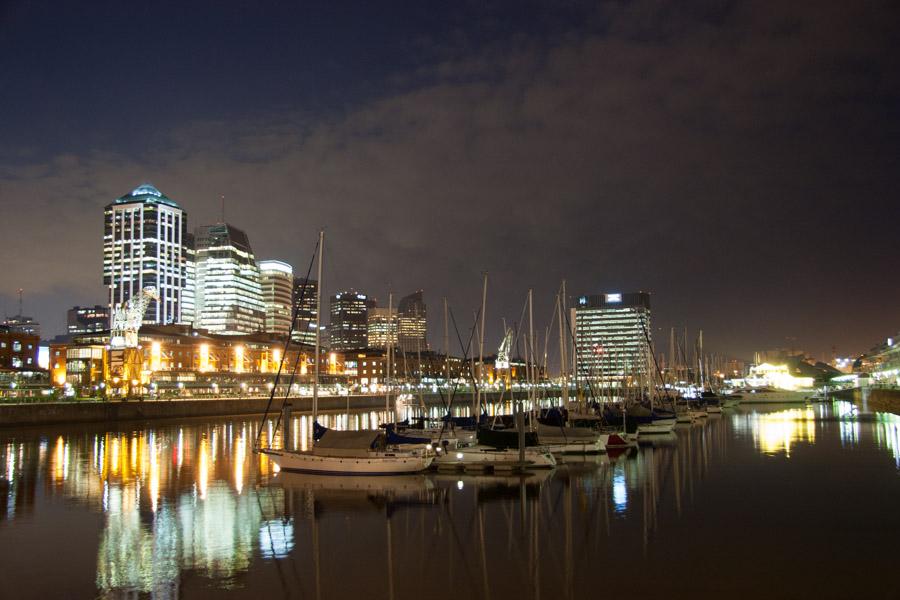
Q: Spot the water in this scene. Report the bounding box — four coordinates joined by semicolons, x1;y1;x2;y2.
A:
1;401;899;599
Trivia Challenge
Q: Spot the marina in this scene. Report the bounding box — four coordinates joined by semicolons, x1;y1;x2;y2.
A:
1;401;898;599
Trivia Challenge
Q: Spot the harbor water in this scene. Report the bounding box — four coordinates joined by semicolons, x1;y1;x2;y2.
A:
1;401;899;599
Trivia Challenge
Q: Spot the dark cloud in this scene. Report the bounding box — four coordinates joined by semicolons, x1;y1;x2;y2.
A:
0;0;897;360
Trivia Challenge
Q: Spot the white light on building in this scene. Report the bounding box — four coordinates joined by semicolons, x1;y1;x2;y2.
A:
103;184;188;325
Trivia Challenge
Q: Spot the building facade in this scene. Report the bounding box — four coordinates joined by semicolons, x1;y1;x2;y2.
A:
572;292;652;383
193;223;265;335
329;291;370;351
67;305;109;335
367;307;398;349
397;290;427;353
0;326;40;370
182;232;196;325
259;260;294;337
1;315;40;338
103;184;189;325
291;277;318;346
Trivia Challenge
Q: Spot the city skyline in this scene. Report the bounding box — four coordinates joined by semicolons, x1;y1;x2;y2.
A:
1;1;898;360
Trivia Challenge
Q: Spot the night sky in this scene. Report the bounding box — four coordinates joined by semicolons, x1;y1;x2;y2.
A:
0;0;897;360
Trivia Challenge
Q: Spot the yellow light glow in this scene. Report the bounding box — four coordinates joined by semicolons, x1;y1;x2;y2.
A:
54;436;65;481
198;438;208;500
752;407;816;456
150;341;161;371
234;345;245;373
199;343;210;372
747;363;815;391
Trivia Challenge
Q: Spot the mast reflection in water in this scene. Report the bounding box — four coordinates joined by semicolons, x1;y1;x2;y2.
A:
0;402;899;599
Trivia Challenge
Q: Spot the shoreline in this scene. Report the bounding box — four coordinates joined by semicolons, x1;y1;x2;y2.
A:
0;391;526;428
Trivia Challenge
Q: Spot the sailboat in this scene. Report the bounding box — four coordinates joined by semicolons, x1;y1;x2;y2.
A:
259;231;434;475
433;282;556;471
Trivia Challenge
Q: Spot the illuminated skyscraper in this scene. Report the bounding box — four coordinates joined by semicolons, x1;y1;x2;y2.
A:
291;277;318;346
367;307;398;349
193;223;265;334
572;292;652;382
259;260;294;337
329;291;370;351
397;290;427;353
182;232;196;325
103;184;188;325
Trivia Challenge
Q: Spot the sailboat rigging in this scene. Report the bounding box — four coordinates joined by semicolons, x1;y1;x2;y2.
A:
257;230;434;475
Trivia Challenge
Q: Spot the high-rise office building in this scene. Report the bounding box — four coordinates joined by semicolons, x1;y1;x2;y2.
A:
367;307;398;349
291;277;318;346
193;223;265;334
67;305;109;335
259;260;294;337
572;292;652;382
329;291;370;351
103;184;189;325
397;290;427;353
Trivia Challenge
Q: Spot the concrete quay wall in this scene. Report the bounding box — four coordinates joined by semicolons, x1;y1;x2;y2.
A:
0;391;529;428
832;387;900;417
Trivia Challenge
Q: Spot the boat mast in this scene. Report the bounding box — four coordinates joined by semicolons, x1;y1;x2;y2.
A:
557;281;568;408
698;329;705;391
387;292;393;414
669;327;676;390
476;272;487;418
443;298;450;394
528;288;535;414
313;229;324;425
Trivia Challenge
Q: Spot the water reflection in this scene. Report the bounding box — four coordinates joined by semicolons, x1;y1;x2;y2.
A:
734;406;817;456
0;403;899;598
875;413;900;468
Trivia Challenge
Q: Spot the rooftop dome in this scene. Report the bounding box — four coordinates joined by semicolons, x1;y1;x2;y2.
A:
115;183;180;208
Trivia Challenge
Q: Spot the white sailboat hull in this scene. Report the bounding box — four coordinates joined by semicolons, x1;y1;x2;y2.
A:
543;439;605;455
262;449;433;475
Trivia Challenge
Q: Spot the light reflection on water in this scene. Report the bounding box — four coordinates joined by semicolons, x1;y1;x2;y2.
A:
733;406;817;456
0;402;899;598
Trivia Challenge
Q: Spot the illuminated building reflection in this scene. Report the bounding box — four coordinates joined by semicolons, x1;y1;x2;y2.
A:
737;407;817;457
875;413;900;469
0;418;288;594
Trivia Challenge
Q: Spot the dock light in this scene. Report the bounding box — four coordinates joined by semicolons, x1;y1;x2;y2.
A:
457;481;464;490
456;452;464;459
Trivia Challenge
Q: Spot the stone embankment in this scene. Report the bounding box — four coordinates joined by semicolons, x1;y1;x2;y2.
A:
833;387;900;417
0;395;401;427
0;390;528;427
